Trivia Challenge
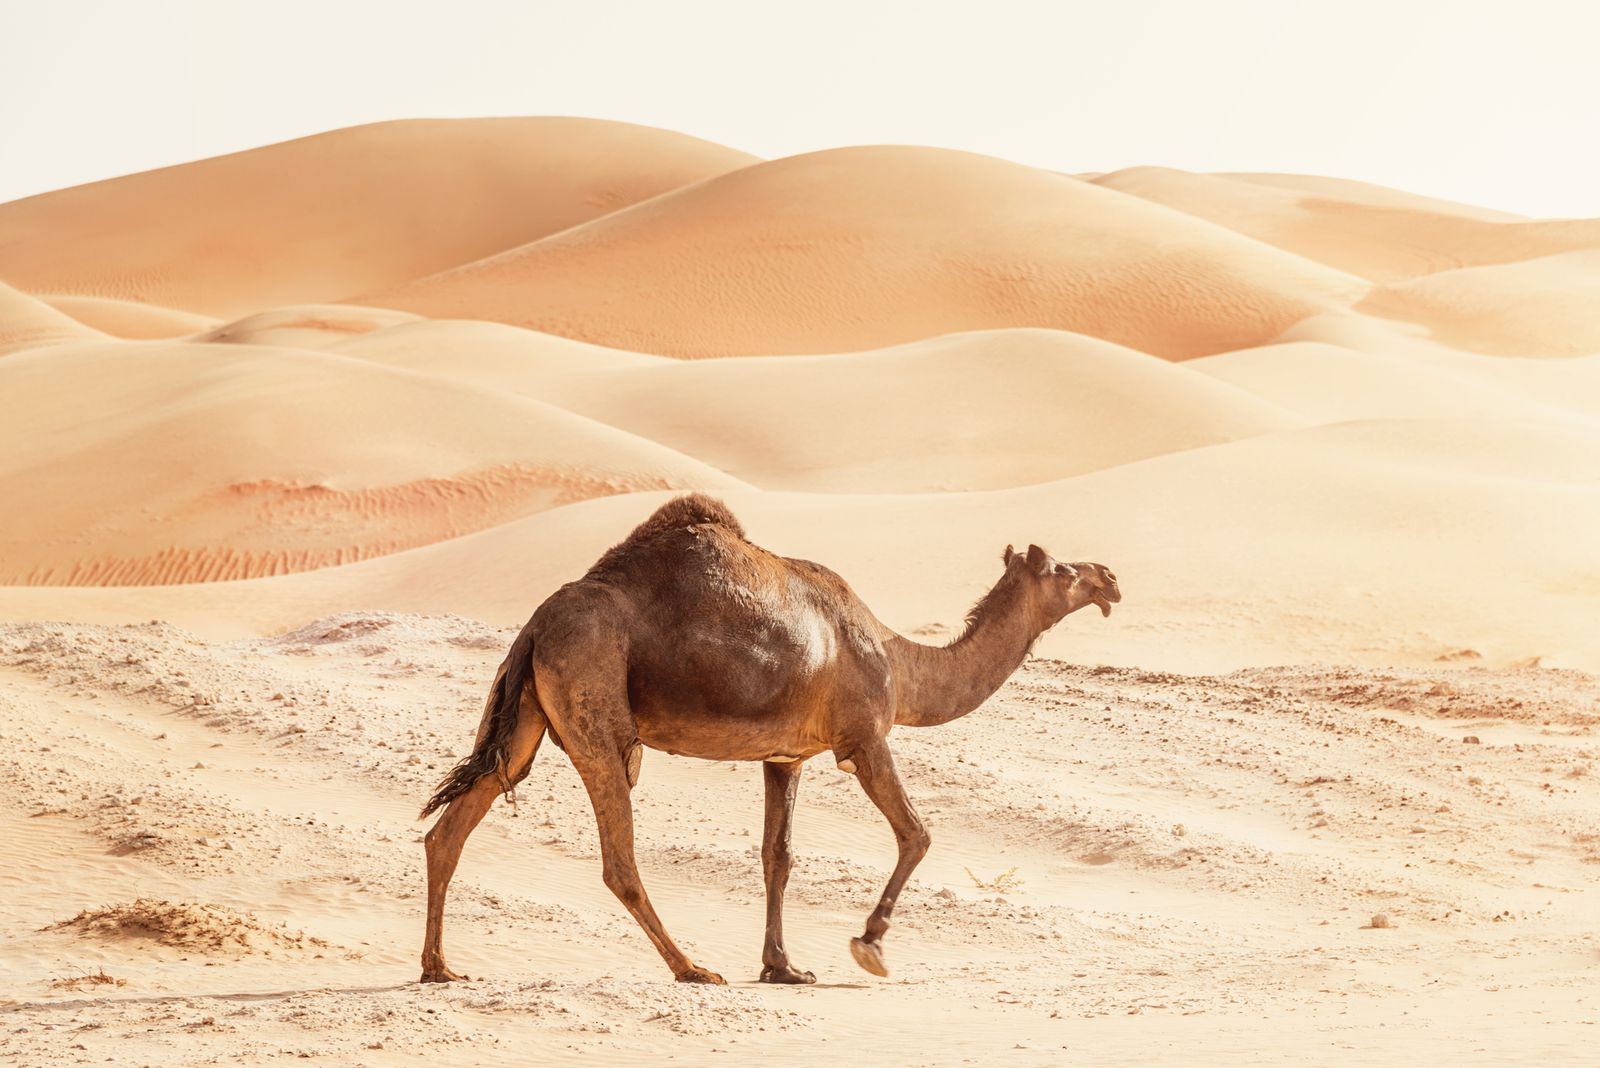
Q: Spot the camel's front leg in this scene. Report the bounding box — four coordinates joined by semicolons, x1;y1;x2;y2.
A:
839;739;930;977
758;759;814;984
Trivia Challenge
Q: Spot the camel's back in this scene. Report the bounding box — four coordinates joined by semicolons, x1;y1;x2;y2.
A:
579;496;885;727
586;497;873;643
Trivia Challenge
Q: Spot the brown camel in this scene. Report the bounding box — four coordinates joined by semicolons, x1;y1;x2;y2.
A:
419;494;1119;985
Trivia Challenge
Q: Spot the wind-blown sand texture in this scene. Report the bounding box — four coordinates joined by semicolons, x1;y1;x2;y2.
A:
2;118;1598;1065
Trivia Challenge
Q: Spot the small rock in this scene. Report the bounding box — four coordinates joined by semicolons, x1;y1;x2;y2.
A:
1463;736;1481;744
193;762;205;769
1369;913;1392;929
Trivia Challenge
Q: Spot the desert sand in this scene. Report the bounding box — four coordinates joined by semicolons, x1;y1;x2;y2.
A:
2;118;1598;1065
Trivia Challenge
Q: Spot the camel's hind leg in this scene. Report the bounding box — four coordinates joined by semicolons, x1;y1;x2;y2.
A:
573;752;723;983
539;670;723;984
420;691;546;983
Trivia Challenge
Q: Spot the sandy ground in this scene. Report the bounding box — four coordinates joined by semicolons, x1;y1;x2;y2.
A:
1;614;1595;1065
3;118;1600;1063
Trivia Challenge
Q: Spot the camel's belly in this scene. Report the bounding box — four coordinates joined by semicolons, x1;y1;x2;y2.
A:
631;697;830;762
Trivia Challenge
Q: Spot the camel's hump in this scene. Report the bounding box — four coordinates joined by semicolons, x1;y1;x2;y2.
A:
586;493;745;576
635;493;744;538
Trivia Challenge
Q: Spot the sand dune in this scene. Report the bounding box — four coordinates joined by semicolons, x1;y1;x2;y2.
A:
1217;171;1528;221
0;283;104;355
1098;167;1600;283
1189;340;1583;422
328;317;663;377
1274;311;1600;418
37;293;218;339
193;303;424;349
0;340;742;586
1359;250;1600;356
6;414;1596;673
0;118;758;317
338;325;1300;491
365;146;1367;359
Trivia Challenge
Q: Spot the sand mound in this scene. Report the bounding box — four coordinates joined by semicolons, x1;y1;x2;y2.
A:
47;899;331;957
49;968;127;991
39;293;218;339
330;317;664;377
23;408;1594;671
0;282;104;355
0;341;742;585
1359;250;1600;356
0;117;759;317
1100;168;1600;284
1188;341;1573;421
1216;172;1527;221
343;326;1299;491
1275;313;1600;416
364;145;1366;359
192;303;423;349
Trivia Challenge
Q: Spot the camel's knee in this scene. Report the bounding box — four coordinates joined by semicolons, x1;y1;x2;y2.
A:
899;823;931;863
602;861;646;909
761;842;793;880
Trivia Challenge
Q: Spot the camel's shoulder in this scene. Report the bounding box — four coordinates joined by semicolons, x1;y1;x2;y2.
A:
781;555;849;591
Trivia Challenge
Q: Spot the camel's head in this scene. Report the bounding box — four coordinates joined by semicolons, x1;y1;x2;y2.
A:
1003;544;1121;622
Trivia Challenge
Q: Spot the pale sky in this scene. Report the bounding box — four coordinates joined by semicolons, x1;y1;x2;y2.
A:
2;0;1596;217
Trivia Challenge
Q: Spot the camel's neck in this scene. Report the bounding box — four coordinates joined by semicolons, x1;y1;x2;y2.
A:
887;572;1045;728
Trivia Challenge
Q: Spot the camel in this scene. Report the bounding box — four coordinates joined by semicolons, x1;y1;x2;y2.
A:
419;494;1120;985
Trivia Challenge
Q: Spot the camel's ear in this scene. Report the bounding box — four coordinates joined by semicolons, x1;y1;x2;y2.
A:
1025;544;1051;576
1002;544;1017;567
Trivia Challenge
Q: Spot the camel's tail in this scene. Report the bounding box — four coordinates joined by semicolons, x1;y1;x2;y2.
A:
419;620;538;819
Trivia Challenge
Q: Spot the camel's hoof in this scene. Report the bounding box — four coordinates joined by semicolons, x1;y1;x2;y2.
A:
849;937;889;977
760;964;817;985
675;965;727;985
419;967;470;984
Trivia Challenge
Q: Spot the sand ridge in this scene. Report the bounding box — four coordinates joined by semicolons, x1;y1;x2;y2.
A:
362;145;1370;359
0;338;744;586
0;283;105;356
0;117;759;317
1097;166;1600;283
